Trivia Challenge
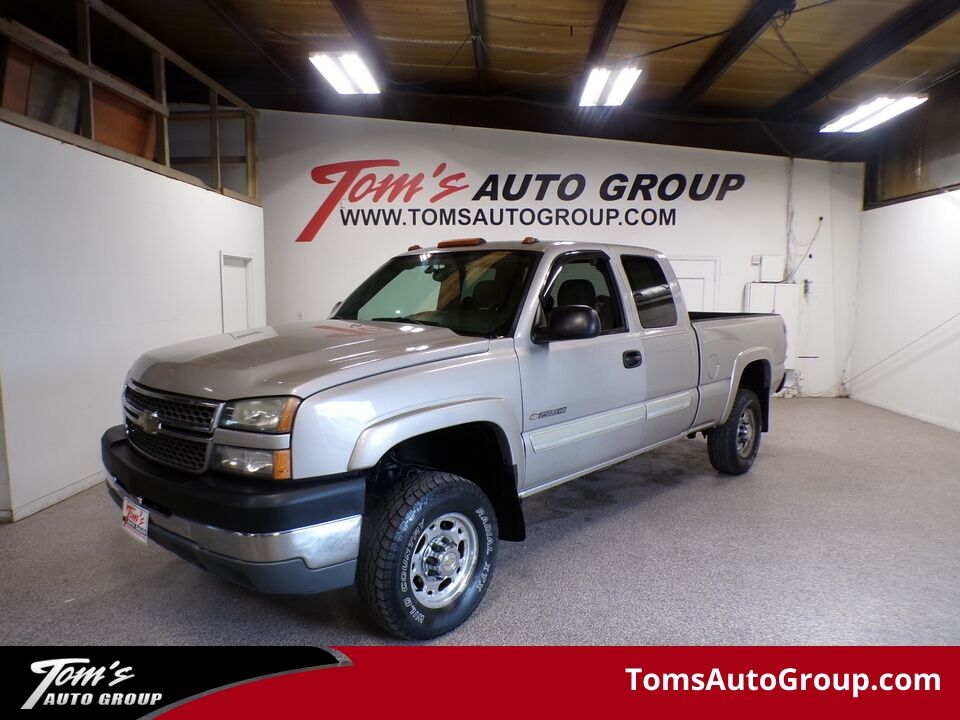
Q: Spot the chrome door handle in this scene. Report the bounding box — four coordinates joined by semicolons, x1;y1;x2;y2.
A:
622;350;642;369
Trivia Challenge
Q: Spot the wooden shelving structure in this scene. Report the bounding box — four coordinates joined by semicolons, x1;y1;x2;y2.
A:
0;0;259;204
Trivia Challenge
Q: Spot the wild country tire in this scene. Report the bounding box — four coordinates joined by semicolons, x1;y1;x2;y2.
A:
707;388;762;475
359;470;498;640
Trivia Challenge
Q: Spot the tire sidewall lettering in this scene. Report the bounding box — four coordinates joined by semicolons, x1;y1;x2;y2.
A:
393;488;497;635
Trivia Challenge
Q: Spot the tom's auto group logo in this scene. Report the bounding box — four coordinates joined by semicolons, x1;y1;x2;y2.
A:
21;658;161;710
294;158;747;241
8;647;342;718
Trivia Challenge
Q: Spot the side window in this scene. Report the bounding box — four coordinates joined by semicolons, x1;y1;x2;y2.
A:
545;256;625;334
621;255;678;328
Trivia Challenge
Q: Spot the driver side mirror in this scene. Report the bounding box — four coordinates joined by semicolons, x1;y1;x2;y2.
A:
532;305;601;344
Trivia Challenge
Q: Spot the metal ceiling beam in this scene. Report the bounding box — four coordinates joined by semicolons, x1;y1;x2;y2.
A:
673;0;794;110
200;0;296;84
585;0;629;66
465;0;488;92
329;0;386;71
768;0;960;120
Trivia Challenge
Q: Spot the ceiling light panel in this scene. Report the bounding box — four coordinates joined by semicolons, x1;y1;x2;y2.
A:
579;66;642;107
820;95;927;133
309;52;380;95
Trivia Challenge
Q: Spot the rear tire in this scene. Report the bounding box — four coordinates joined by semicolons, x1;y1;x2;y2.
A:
359;470;498;640
707;388;762;475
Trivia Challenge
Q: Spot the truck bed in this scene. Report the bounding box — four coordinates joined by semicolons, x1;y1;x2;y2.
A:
687;310;787;430
689;311;776;322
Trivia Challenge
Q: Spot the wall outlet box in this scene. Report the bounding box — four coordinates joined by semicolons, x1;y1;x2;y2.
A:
760;255;787;282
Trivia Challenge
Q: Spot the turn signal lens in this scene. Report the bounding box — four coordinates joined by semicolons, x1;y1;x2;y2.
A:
272;449;292;480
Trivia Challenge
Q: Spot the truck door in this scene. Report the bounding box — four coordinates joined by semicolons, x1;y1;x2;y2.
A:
516;251;647;492
619;254;699;445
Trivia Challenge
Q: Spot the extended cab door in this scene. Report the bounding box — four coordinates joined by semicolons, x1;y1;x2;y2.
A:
516;250;647;492
618;254;699;445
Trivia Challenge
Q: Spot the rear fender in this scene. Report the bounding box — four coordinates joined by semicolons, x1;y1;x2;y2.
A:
720;348;773;429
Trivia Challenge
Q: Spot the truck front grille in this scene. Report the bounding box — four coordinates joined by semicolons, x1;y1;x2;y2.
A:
126;419;209;473
124;383;219;432
123;381;222;473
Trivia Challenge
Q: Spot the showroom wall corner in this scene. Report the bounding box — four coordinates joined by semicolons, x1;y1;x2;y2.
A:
848;189;960;432
0;121;266;520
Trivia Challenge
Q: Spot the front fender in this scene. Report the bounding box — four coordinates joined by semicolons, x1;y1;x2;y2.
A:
348;397;525;487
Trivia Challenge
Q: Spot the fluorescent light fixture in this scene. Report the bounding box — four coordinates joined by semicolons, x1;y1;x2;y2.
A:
339;52;380;94
604;67;643;106
579;68;611;107
579;66;642;107
309;52;380;95
820;95;927;133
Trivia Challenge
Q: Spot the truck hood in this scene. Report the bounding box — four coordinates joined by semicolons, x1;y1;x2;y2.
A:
128;320;490;401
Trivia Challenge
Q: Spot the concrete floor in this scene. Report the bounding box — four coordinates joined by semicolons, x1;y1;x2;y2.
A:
2;398;958;645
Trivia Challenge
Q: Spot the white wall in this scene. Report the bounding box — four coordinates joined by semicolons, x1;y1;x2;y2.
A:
0;122;266;520
848;189;960;431
0;383;9;519
260;110;862;397
787;160;864;395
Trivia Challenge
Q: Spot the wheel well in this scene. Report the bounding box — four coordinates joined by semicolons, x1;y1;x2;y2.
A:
739;360;772;431
369;422;525;541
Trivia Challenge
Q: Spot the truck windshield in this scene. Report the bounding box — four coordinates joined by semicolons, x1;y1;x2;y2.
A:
333;250;540;338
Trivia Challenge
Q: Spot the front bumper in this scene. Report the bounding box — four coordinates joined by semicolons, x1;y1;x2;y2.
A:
102;425;365;594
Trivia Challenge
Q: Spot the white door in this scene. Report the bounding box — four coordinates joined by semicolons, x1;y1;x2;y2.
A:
220;253;253;333
669;257;719;311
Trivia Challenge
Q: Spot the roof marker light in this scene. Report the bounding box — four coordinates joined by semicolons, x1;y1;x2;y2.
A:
437;238;487;248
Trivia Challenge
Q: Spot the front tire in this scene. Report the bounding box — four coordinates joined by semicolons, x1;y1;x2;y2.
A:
359;470;498;640
707;388;762;475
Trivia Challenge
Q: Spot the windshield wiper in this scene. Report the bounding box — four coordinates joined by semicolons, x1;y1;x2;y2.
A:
369;316;444;327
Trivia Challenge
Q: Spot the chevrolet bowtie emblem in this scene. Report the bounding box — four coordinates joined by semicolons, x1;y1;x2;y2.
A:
138;410;162;435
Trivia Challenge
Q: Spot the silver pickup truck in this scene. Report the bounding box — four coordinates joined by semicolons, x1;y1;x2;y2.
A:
102;239;785;638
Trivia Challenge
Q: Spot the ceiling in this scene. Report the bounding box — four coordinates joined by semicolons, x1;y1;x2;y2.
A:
4;0;960;159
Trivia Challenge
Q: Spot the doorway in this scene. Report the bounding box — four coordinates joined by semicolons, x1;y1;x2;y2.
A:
220;252;254;333
668;257;719;312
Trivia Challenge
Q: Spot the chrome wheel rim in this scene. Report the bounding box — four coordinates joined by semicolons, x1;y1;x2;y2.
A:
736;407;757;458
409;512;479;609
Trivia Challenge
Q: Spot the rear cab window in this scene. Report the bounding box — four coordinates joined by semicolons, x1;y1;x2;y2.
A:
620;255;678;328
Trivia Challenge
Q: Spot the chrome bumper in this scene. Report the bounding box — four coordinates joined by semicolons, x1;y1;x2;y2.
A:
105;474;361;569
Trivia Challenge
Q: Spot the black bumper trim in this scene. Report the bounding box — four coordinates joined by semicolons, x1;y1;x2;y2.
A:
101;425;366;534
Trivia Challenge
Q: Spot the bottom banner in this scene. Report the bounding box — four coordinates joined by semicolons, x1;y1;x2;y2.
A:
151;646;956;719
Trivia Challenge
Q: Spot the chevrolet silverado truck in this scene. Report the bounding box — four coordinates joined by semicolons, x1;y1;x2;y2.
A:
102;238;786;639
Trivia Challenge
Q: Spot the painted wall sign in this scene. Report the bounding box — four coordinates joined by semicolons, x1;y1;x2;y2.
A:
293;156;747;242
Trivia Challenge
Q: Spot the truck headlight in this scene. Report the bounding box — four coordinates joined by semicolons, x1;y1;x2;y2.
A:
214;446;292;480
219;397;300;433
